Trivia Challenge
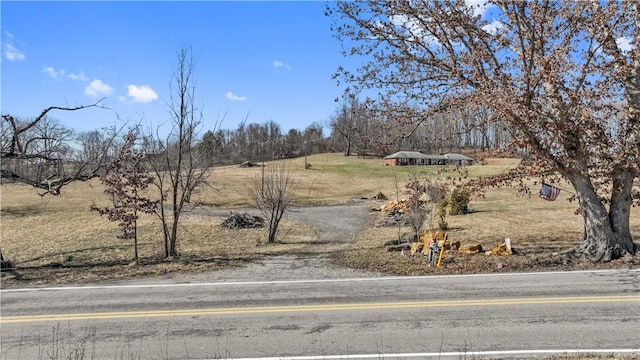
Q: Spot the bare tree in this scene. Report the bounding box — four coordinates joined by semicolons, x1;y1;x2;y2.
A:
329;1;639;261
1;101;116;268
77;129;119;167
250;161;297;244
92;129;157;264
330;92;366;156
283;128;302;158
403;176;430;242
146;48;225;258
1;100;114;196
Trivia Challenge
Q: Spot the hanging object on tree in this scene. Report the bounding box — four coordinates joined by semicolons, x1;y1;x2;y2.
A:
539;183;561;201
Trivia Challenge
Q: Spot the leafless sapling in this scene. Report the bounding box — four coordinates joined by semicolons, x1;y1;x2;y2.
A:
250;161;297;244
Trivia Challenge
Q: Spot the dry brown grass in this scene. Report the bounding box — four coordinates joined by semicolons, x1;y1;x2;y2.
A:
335;177;639;276
1;154;638;286
0;177;318;286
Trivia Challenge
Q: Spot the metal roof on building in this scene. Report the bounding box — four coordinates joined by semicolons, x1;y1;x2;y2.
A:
384;151;475;162
383;151;430;159
444;153;475;161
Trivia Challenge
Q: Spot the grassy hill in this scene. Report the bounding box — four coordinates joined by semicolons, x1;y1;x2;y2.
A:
193;153;522;207
1;153;637;286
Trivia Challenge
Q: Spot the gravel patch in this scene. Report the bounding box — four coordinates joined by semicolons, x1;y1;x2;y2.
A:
157;200;389;283
164;253;388;284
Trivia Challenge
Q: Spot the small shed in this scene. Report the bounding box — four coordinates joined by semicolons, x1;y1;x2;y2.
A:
384;151;429;166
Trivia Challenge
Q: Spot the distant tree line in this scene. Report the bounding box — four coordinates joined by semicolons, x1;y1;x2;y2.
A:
1;94;513;198
327;93;513;158
196;120;328;165
196;97;513;166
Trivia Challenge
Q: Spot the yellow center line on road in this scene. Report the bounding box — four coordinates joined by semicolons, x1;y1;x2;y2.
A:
2;295;638;324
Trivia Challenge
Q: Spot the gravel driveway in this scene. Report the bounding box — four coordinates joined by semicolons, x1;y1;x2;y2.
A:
173;201;387;283
286;203;376;245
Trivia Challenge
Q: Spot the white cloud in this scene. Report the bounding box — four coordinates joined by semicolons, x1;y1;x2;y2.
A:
390;14;440;47
390;14;424;37
85;79;113;98
126;84;158;103
43;66;65;79
4;43;25;61
3;31;26;61
616;36;634;53
465;0;492;18
68;71;89;81
273;60;292;70
482;20;504;35
225;91;247;101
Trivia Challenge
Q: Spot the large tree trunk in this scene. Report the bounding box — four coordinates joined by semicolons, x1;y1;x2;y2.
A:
570;172;636;262
608;169;636;254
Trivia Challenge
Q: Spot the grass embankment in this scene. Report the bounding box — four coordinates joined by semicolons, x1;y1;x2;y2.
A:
1;153;638;286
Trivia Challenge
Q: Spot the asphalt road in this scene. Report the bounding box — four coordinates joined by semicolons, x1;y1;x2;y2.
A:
1;269;639;359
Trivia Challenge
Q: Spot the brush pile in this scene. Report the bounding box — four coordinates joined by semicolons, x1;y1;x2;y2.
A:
372;192;388;200
372;198;412;227
221;212;265;229
374;199;412;214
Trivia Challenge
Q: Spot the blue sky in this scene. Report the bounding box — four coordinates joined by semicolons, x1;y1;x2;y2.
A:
1;1;353;135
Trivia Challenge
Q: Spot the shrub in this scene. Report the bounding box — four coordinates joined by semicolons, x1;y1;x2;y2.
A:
449;185;470;215
437;199;449;230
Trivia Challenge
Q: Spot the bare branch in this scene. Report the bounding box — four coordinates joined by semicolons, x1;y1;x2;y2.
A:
1;99;117;195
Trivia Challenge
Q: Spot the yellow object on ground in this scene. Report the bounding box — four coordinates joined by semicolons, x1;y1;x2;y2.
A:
414;230;450;267
485;241;513;256
458;244;483;254
409;241;423;255
419;230;448;255
436;242;446;267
